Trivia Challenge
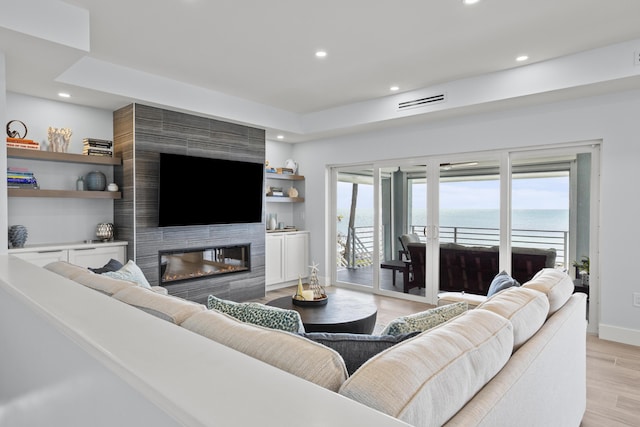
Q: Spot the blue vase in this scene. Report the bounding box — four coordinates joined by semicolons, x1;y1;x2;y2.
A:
86;171;106;191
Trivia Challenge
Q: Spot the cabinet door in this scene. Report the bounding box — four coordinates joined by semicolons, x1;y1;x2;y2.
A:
12;250;68;267
68;245;127;269
284;233;309;281
266;235;285;285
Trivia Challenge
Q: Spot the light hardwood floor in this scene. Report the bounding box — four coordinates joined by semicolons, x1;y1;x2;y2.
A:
254;286;640;426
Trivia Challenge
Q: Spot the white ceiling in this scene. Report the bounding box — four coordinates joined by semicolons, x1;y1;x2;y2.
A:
3;0;640;142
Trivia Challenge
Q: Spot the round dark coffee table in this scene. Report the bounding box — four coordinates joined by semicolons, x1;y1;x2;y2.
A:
267;291;378;334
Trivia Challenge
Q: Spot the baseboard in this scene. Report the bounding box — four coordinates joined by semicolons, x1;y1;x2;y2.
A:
599;323;640;347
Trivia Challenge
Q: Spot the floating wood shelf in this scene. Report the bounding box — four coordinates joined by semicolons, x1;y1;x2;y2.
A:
7;148;121;165
266;196;304;203
265;172;304;181
7;148;122;199
8;188;122;199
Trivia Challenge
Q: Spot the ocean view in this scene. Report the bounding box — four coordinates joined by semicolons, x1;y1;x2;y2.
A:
336;208;569;236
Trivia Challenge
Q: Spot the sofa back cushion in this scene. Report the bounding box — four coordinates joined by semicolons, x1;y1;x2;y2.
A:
522;268;574;316
182;310;348;391
44;261;89;280
113;286;206;325
339;309;513;426
476;286;549;351
73;271;136;296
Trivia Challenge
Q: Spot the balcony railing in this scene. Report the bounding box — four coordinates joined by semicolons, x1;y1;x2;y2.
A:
338;225;568;269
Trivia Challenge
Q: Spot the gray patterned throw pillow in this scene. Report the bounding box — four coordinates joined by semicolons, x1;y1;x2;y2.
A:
381;301;468;336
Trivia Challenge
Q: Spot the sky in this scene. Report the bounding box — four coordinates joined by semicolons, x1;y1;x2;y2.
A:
338;176;570;211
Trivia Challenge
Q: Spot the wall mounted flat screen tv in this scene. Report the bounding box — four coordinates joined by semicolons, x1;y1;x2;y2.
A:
158;153;264;227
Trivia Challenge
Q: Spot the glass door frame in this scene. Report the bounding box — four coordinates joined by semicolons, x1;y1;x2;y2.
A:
329;141;600;323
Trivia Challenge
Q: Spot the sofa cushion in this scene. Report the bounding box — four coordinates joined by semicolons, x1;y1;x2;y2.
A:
486;270;520;297
88;258;124;274
339;309;514;427
299;331;420;375
73;271;136;296
380;301;467;336
522;268;574;316
477;286;549;350
44;261;90;280
182;309;348;391
437;291;487;308
113;286;206;325
102;260;152;289
207;295;303;333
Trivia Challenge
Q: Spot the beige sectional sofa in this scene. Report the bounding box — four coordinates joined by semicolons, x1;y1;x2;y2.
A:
45;261;587;427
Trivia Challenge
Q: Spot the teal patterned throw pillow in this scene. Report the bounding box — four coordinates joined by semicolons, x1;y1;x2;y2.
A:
207;295;304;333
381;301;468;336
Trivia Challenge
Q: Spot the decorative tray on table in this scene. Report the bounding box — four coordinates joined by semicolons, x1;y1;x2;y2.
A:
292;294;328;307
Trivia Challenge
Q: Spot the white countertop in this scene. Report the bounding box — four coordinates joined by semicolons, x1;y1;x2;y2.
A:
8;240;128;253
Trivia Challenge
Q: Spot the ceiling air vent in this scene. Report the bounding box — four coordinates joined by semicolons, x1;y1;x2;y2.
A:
398;93;446;111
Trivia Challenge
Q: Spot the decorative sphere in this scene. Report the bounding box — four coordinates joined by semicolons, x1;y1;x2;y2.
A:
96;223;114;241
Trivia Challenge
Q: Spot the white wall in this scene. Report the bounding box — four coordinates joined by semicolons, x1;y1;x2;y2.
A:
5;93;116;245
293;89;640;346
1;53;7;253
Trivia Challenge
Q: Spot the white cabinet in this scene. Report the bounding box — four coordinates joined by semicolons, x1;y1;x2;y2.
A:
10;241;128;268
12;249;67;266
266;231;309;286
67;245;127;268
266;234;285;285
283;232;309;281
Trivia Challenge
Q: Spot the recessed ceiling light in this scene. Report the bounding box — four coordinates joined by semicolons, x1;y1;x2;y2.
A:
463;0;480;5
315;50;327;58
276;135;284;140
58;92;71;98
390;86;399;91
516;55;529;62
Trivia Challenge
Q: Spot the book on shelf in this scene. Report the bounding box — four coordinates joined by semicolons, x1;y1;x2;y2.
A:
83;137;113;144
8;183;39;189
7;166;30;173
8;174;37;181
83;138;113;149
7;141;41;150
6;137;38;144
7;171;36;179
83;148;113;156
7;168;38;188
276;167;294;174
270;191;284;196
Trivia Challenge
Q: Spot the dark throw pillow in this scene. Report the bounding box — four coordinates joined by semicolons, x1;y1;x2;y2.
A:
299;331;419;375
88;258;124;274
487;270;521;297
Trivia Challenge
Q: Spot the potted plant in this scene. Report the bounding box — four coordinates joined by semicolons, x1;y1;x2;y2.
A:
572;256;590;285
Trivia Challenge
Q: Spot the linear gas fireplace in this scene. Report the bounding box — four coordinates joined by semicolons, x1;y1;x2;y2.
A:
159;244;250;285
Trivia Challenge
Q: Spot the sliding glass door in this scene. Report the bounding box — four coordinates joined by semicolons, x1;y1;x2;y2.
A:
437;158;501;298
335;167;376;290
330;143;599;313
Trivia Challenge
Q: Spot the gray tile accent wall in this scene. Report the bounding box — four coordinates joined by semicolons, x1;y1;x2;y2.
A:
113;104;266;303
